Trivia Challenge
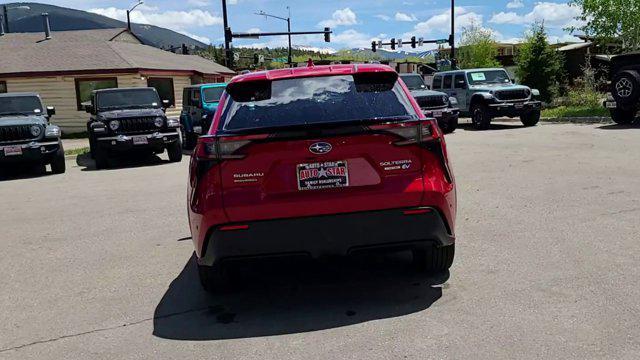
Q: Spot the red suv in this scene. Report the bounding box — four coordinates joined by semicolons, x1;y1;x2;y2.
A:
187;64;457;291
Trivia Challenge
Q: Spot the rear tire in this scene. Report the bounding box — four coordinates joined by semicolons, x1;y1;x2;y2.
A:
50;144;66;174
440;115;458;134
413;244;455;272
470;102;491;130
197;262;228;293
167;140;183;162
610;106;637;125
520;110;541;127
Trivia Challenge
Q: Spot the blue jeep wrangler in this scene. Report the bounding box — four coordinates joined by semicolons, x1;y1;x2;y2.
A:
433;68;541;130
180;83;226;149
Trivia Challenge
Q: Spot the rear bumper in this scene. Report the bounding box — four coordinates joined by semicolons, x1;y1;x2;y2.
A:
96;131;179;152
0;140;61;164
198;207;455;266
488;100;541;117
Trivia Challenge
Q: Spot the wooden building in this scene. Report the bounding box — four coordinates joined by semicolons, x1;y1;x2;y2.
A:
0;28;234;133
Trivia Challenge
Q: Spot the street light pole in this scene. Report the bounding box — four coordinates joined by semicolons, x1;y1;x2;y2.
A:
256;9;293;66
126;1;144;32
450;0;457;69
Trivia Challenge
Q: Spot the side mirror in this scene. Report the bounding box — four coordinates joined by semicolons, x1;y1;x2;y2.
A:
162;99;170;113
46;106;56;117
84;104;94;114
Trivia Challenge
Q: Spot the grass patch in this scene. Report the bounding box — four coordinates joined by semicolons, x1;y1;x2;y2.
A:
542;106;609;118
64;147;89;157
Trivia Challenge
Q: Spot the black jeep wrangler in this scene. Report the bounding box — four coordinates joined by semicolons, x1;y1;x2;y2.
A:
0;92;65;174
86;87;182;169
399;73;460;133
605;53;640;124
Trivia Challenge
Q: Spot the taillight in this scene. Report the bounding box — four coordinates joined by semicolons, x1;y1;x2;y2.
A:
195;134;269;160
369;120;438;146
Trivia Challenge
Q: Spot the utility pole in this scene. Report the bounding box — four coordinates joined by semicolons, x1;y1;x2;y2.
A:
256;8;293;66
126;1;144;32
222;0;234;68
450;0;457;69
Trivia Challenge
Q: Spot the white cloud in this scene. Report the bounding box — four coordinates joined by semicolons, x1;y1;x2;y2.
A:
395;12;417;22
178;30;211;44
489;2;583;28
331;29;374;48
375;14;391;21
411;7;483;37
506;0;524;9
89;7;223;31
187;0;210;6
319;8;358;28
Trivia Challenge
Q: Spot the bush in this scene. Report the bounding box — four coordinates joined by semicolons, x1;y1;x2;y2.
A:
515;23;565;103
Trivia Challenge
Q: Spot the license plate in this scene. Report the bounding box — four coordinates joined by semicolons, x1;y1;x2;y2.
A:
132;136;148;145
515;103;524;109
297;161;349;191
433;111;443;117
3;146;23;156
605;101;617;109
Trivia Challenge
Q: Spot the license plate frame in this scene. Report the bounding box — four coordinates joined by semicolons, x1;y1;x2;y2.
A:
433;110;443;117
605;101;617;109
132;136;148;145
297;160;349;191
3;145;23;156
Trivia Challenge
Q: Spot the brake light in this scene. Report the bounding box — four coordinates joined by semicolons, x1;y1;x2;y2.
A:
369;120;437;146
195;134;269;160
219;224;249;231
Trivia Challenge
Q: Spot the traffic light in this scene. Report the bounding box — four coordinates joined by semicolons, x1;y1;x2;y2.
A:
253;53;259;64
324;27;331;42
371;41;377;53
411;36;417;48
390;38;396;50
448;34;454;47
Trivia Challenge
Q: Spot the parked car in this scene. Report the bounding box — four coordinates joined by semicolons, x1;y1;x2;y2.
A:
399;73;460;133
188;65;457;292
180;83;226;149
85;87;182;169
433;68;541;130
0;92;65;174
604;53;640;124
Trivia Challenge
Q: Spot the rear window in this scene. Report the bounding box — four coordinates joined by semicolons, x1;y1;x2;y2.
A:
220;74;417;131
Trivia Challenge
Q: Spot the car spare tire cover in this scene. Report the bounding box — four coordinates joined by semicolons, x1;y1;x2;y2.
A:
612;70;640;105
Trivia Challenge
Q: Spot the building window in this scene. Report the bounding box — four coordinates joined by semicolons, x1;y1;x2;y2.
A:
0;81;7;93
147;78;175;107
75;78;118;110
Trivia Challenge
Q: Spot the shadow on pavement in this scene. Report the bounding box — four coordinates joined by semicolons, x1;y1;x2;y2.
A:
597;123;640;130
76;152;168;171
153;253;449;341
0;164;49;181
459;122;526;131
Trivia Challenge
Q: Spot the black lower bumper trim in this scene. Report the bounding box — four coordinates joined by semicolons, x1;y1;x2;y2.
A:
199;207;455;266
0;141;61;164
488;101;541;117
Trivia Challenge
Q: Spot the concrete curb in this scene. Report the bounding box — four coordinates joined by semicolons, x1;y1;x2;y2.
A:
541;117;612;124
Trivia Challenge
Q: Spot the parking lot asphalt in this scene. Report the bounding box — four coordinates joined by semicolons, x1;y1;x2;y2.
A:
2;121;640;359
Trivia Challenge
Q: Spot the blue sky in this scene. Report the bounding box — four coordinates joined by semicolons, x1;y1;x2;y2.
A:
42;0;584;51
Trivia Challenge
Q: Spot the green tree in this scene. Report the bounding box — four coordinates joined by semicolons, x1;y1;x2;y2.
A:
457;24;500;69
569;0;640;51
515;23;565;103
